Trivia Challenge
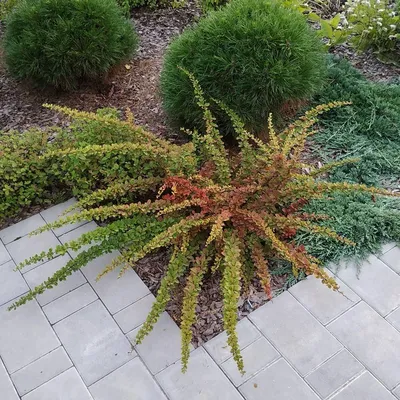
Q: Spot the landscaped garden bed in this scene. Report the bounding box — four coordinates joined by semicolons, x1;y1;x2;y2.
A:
1;0;400;373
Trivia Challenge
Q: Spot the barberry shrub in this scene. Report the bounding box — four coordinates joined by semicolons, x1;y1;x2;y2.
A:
161;0;327;136
11;72;398;373
0;107;196;222
4;0;138;89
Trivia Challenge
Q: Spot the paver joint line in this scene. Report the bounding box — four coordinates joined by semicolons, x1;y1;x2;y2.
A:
1;205;400;400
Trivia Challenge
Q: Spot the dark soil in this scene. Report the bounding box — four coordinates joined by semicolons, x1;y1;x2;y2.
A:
134;251;291;347
332;45;400;83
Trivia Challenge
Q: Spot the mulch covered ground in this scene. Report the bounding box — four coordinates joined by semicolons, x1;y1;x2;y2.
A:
0;1;399;346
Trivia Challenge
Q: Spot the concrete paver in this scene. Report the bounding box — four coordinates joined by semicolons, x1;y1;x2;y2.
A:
327;302;400;390
22;368;93;400
0;214;46;245
43;283;98;324
334;255;400;316
305;349;364;399
289;273;360;325
127;312;185;375
330;371;396;400
204;318;261;364
54;300;135;386
0;300;60;373
0;260;29;306
221;336;280;387
0;359;19;400
81;251;149;315
89;358;167;400
6;230;60;273
1;209;400;400
239;358;319;400
24;254;86;306
40;199;87;236
114;293;155;334
11;347;72;396
379;246;400;274
248;291;342;376
156;347;244;400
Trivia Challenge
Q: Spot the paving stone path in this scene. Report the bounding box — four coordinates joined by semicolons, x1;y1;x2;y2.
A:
1;199;400;399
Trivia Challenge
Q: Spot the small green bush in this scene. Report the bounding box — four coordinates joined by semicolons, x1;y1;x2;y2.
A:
161;0;327;135
0;106;196;222
4;0;138;89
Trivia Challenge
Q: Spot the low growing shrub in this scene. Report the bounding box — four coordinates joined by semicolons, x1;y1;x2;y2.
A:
11;73;398;373
161;0;327;135
4;0;138;89
312;56;400;187
0;107;196;222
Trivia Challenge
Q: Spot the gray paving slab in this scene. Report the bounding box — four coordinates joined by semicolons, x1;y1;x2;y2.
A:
379;246;400;274
221;336;280;387
248;291;342;376
0;359;19;400
327;302;400;390
0;299;60;373
239;358;319;400
7;230;61;273
387;307;400;332
22;368;93;400
24;254;86;306
156;347;243;400
54;300;135;386
89;358;167;400
0;240;11;265
204;318;261;364
289;273;360;325
334;255;400;316
0;260;29;306
43;283;98;324
0;214;46;245
330;371;395;400
379;242;397;255
40;199;87;236
394;384;400;399
81;251;150;315
58;222;98;258
305;349;364;399
114;293;155;333
11;347;73;396
127;312;185;375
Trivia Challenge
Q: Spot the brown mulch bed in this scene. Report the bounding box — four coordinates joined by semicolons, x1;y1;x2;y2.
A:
0;2;200;134
134;251;292;347
1;2;399;346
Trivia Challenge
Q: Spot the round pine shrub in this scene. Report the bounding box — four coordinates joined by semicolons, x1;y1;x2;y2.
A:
161;0;327;135
4;0;138;89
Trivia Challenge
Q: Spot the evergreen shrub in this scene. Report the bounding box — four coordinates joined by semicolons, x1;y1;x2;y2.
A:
161;0;327;135
4;0;138;89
